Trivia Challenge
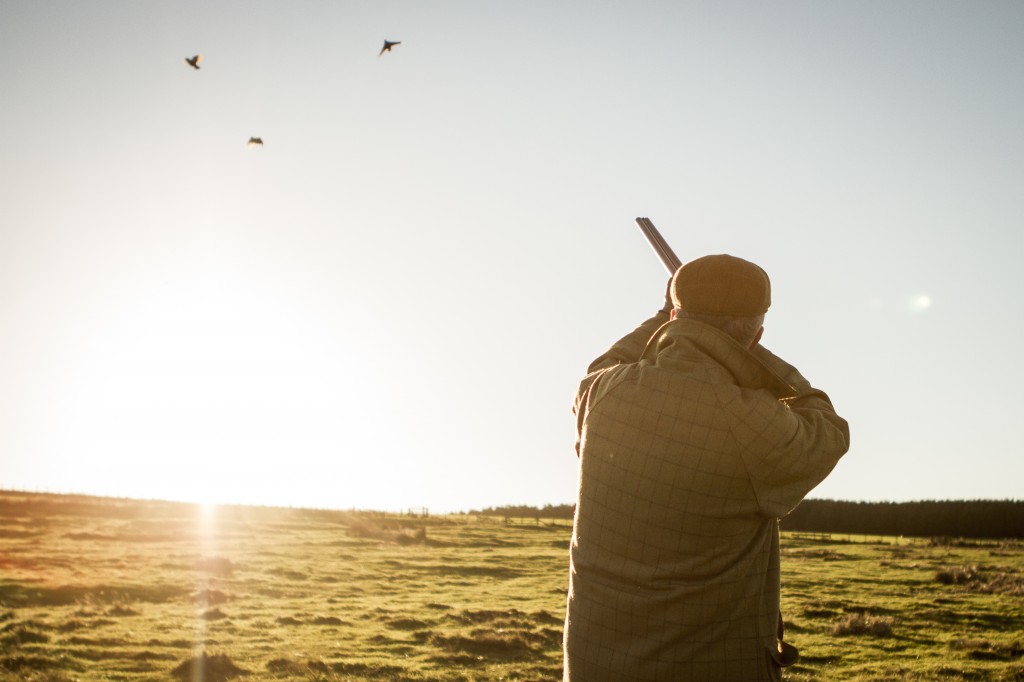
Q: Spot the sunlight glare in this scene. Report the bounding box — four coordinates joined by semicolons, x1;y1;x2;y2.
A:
907;294;932;312
42;267;376;507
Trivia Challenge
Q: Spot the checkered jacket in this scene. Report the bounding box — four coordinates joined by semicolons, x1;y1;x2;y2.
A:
564;312;850;681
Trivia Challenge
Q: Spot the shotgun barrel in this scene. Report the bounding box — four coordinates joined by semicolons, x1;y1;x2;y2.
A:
634;217;682;275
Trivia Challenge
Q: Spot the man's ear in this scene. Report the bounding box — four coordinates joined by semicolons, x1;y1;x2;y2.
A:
750;326;764;349
669;308;678;320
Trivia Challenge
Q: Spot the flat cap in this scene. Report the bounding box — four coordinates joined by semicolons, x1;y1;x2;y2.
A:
671;254;771;316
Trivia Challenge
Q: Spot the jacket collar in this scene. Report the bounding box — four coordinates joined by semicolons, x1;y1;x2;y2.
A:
639;319;796;400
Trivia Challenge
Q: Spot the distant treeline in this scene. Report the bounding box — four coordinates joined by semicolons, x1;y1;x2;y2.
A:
469;499;1024;539
781;499;1024;539
468;504;574;520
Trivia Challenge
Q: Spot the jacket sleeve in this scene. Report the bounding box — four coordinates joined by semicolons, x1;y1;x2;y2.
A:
584;310;669;374
738;345;852;518
571;310;669;457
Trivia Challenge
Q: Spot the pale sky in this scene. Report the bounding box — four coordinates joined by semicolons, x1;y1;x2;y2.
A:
2;1;1022;512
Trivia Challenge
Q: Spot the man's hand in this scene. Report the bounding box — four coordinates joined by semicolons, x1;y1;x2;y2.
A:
660;276;674;314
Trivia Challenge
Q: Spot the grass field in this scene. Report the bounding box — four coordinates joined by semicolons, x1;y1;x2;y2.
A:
1;491;1022;681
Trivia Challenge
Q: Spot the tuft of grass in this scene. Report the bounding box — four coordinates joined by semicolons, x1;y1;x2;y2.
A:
267;567;307;581
266;657;305;675
346;518;431;545
430;629;538;658
192;588;229;605
395;527;428;545
0;653;81;676
1;625;50;646
936;564;984;585
55;620;85;633
195;556;234;576
386;617;430;630
949;638;1024;661
200;608;229;620
831;612;895;637
447;608;532;625
170;653;248;682
936;564;1024;596
783;548;849;561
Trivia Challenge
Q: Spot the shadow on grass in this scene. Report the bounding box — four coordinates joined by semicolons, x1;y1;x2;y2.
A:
1;653;83;676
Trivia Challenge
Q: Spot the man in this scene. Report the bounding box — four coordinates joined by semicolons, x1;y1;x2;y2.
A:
564;254;850;681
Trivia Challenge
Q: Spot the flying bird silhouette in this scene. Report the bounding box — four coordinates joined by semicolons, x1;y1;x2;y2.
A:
185;55;201;70
379;40;401;56
247;137;263;148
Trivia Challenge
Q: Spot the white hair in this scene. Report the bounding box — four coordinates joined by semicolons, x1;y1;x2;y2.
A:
675;309;765;347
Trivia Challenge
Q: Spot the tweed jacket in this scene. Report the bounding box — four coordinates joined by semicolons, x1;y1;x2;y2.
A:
564;312;850;682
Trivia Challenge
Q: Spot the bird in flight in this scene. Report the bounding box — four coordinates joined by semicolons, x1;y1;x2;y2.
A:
185;55;201;70
247;137;264;148
379;40;401;56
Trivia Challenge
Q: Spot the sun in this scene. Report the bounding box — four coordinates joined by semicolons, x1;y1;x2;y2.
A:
40;268;361;508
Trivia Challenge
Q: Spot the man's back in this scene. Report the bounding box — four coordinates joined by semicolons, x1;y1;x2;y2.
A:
565;318;849;681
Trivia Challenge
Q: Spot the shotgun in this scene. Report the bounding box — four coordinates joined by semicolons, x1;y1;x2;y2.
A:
634;217;682;275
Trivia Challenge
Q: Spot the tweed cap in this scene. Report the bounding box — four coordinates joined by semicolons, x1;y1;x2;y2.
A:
671;254;771;316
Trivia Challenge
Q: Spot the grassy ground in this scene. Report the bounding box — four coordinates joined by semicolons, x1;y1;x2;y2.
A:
1;491;1021;681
